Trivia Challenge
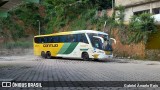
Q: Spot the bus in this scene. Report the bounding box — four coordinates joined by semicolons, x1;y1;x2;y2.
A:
33;30;113;60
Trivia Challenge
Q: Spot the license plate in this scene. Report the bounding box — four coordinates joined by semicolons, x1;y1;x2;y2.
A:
105;51;112;55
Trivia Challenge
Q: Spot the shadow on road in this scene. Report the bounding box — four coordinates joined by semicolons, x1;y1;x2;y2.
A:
47;57;130;63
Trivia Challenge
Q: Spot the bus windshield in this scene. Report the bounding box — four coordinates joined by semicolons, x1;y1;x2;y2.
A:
87;33;112;51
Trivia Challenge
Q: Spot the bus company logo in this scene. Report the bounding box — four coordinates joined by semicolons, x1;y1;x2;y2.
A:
43;44;58;47
2;82;11;87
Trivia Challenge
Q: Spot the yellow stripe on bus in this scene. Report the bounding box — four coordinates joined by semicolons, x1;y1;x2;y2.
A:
34;43;64;56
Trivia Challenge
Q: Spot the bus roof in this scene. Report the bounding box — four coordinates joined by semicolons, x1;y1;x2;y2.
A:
34;30;108;37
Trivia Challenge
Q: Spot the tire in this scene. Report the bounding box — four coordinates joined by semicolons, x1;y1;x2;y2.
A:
82;52;90;61
41;51;46;58
94;59;99;61
46;51;52;59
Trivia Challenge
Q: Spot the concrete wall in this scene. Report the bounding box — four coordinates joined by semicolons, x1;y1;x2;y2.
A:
124;8;133;21
116;0;160;22
116;0;144;6
116;0;159;6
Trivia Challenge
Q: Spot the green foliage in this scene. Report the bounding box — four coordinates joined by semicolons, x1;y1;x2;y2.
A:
105;15;118;36
15;3;42;28
44;0;113;33
0;15;25;41
128;13;156;44
81;0;112;10
0;2;45;41
9;24;25;41
129;13;156;32
70;18;87;30
113;6;157;45
45;0;84;19
1;0;113;41
83;8;96;21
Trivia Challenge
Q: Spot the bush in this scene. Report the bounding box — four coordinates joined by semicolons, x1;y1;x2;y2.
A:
128;13;156;44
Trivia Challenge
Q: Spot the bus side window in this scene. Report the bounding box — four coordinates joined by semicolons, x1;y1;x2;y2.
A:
41;37;44;43
44;37;48;43
34;37;39;43
65;35;69;42
59;36;62;42
59;35;67;42
48;36;52;43
73;34;77;42
68;35;76;42
81;34;88;44
64;35;67;42
50;36;58;43
50;37;55;43
53;36;58;43
77;34;81;42
39;38;42;43
67;35;71;42
47;37;49;43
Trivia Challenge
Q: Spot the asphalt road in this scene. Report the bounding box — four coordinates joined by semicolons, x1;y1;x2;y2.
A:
0;55;160;90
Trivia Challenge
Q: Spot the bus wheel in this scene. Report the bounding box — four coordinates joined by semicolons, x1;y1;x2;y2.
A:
46;51;51;59
41;51;46;58
82;52;90;61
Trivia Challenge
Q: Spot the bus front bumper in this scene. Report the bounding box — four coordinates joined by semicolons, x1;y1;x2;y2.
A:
97;54;113;60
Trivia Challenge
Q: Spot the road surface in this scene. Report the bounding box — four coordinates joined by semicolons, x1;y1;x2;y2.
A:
0;55;160;90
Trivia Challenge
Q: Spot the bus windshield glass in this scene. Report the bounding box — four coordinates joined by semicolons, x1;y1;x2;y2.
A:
87;33;112;51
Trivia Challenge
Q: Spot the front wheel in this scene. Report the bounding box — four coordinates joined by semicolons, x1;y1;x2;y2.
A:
82;52;90;61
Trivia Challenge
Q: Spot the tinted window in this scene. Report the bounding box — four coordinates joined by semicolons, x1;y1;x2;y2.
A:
47;36;52;43
68;34;77;42
34;37;45;43
34;37;41;43
52;36;59;43
87;33;97;46
59;35;68;42
44;37;48;43
80;34;88;43
34;33;88;43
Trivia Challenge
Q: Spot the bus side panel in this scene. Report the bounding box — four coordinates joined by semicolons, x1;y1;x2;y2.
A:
49;43;64;56
57;42;93;59
34;43;64;56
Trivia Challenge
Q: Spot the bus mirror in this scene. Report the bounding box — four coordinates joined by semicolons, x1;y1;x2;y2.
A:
93;36;104;43
110;38;116;44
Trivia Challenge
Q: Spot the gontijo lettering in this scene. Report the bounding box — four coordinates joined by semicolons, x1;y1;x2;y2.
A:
43;44;58;47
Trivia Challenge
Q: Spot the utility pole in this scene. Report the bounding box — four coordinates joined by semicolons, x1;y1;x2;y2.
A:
112;0;114;11
37;20;40;35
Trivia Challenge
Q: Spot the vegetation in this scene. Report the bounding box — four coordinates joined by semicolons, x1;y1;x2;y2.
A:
0;2;44;42
0;0;158;50
115;6;157;44
0;0;113;49
128;13;156;44
44;0;113;33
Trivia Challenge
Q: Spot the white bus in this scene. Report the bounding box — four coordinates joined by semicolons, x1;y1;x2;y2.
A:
34;30;113;60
